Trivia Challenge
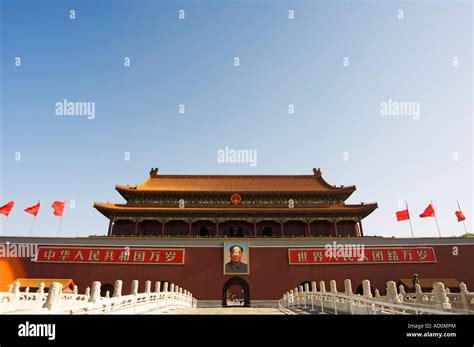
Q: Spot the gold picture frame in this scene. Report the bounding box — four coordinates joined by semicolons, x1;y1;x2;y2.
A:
223;241;250;275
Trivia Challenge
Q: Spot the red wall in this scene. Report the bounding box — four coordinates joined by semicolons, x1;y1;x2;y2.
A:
16;243;474;301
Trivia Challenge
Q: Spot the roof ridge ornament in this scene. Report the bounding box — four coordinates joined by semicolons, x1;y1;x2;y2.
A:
149;168;159;178
312;168;321;176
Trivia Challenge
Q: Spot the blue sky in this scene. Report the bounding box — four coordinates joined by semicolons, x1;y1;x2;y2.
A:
0;0;472;238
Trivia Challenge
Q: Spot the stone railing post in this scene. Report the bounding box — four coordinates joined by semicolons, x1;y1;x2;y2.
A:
415;283;423;304
386;281;400;304
311;281;317;292
344;279;353;295
459;282;468;311
303;284;309;308
7;283;14;294
89;281;101;303
13;280;20;293
319;281;326;311
37;282;45;308
12;281;21;307
289;289;294;308
433;282;452;310
170;283;175;293
399;284;406;302
162;282;169;292
329;280;338;313
144;280;151;294
84;287;91;300
73;285;78;296
319;281;326;299
298;286;303;307
374;289;380;298
155;281;161;293
293;287;299;307
43;282;62;310
344;279;353;314
37;282;45;294
131;280;139;295
113;280;123;298
362;280;372;298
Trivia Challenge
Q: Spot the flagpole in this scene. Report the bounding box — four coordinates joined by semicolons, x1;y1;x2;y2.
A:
457;200;468;234
405;201;414;238
1;217;7;236
29;216;36;236
432;201;441;237
57;215;64;238
56;200;66;238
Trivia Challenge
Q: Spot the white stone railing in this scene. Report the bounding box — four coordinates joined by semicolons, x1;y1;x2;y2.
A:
49;291;195;315
398;282;474;311
1;280;196;314
0;281;89;313
279;279;474;315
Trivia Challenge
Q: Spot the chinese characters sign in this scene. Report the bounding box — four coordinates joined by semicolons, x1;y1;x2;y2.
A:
288;247;436;265
35;246;185;265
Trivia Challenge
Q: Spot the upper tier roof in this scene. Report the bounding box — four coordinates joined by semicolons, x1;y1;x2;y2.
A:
116;168;356;195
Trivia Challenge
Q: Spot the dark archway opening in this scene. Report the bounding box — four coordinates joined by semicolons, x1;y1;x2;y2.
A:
199;226;210;237
262;226;273;237
229;227;243;237
222;277;250;307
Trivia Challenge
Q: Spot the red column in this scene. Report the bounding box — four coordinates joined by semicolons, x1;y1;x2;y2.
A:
161;221;166;236
306;221;311;237
358;218;364;237
188;221;193;237
333;219;338;237
280;221;284;237
134;221;139;236
253;221;257;237
216;220;219;237
108;220;113;236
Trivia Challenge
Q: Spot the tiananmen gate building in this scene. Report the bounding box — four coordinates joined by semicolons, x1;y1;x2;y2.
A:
94;168;377;238
2;168;473;306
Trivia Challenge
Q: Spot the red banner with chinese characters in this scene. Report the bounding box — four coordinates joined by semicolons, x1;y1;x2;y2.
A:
35;246;185;265
288;247;436;265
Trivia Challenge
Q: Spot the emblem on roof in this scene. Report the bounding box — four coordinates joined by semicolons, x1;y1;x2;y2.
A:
231;194;241;205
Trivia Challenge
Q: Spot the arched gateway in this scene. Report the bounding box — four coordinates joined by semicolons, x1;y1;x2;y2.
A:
222;277;250;307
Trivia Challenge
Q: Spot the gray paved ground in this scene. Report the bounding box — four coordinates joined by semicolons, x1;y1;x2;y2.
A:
160;307;316;315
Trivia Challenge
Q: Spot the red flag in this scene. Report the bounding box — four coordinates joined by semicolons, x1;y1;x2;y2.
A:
51;201;65;217
396;209;410;221
455;210;466;222
24;202;40;217
0;201;15;217
419;203;435;218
